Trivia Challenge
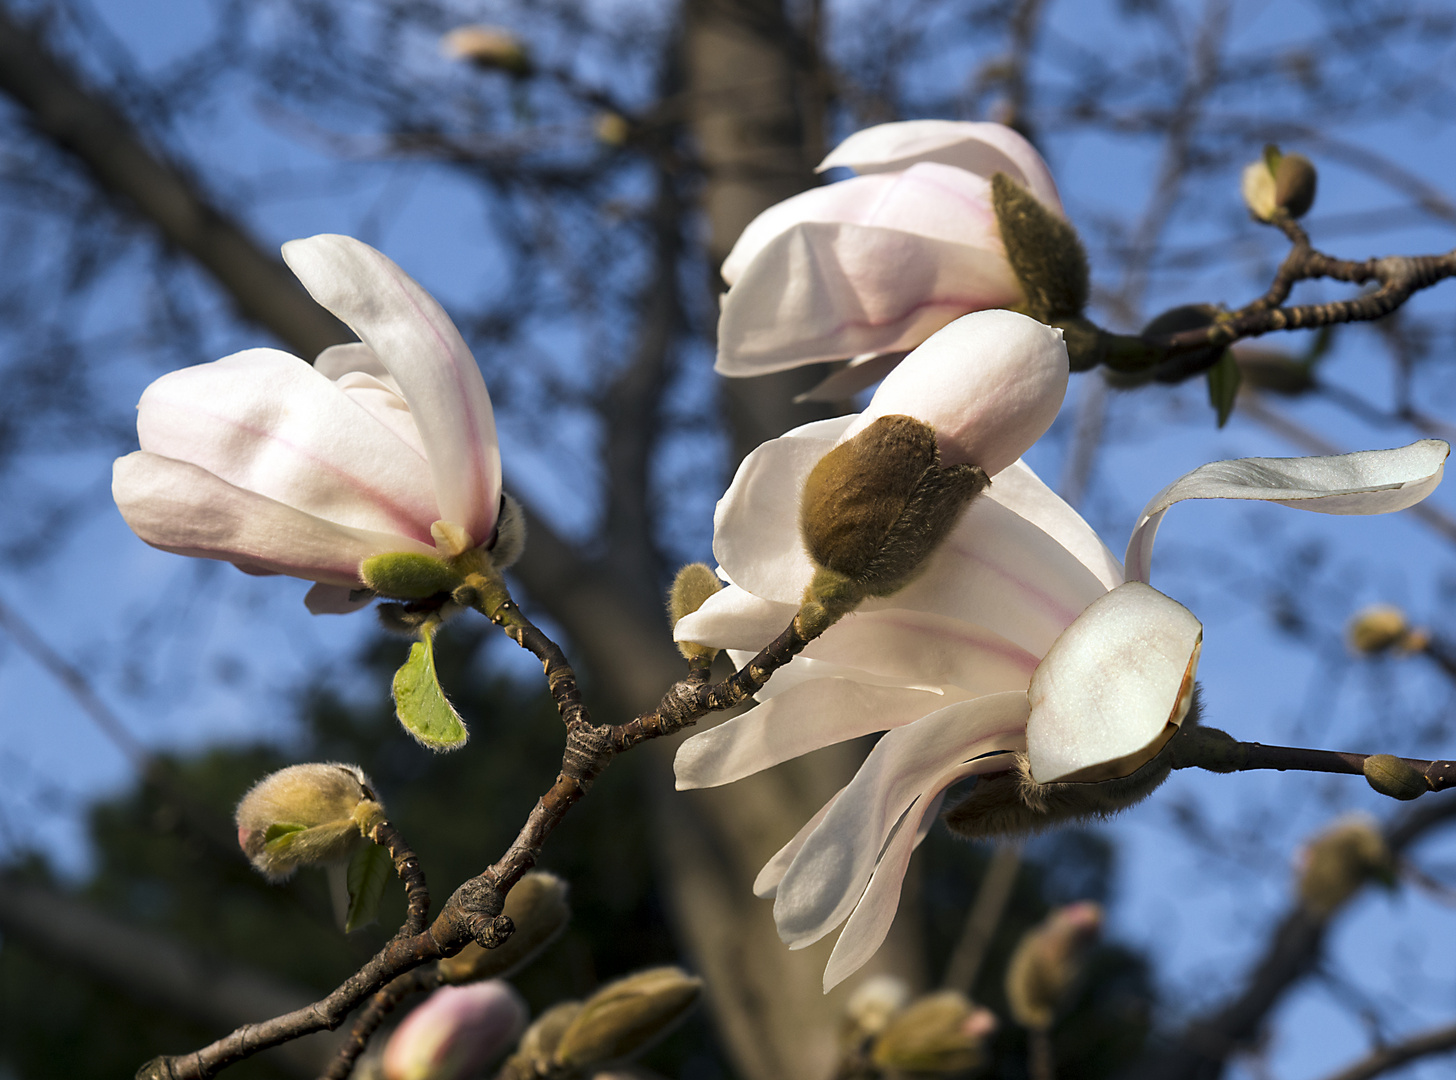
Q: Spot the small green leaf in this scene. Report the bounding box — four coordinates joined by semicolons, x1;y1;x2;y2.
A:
344;842;392;933
1206;351;1241;428
392;623;469;750
262;822;307;850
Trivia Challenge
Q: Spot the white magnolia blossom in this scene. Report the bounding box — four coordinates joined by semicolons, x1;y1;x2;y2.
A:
112;234;502;614
716;119;1063;392
674;318;1447;991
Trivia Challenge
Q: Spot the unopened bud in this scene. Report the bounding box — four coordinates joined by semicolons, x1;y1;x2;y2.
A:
439;872;571;984
440;26;532;76
870;991;997;1074
499;1000;582;1079
235;764;383;882
382;981;527;1080
1298;815;1395;917
595;112;632;147
1241;157;1278;221
1348;605;1425;654
1005;901;1103;1030
799;415;987;603
555;966;702;1069
1363;754;1428;802
844;975;911;1041
667;564;723;662
1242;145;1317;221
991;172;1089;322
361;552;464;601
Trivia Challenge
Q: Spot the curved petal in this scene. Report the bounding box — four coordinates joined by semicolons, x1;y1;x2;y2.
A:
723;165;999;286
315;342;393;385
282;235;502;546
1026;581;1202;784
794;352;908;404
674;679;953;790
114;452;436;584
716;221;1023;375
137;348;439;542
304;583;374;615
773;693;1030;950
844;310;1069;474
986;460;1123;589
1125;441;1450;584
818;120;1063;214
756;787;846;899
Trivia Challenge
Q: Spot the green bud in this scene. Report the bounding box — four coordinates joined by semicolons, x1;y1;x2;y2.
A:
1298;815;1396;918
439;871;571;984
843;975;911;1043
991;172;1090;322
1274;153;1317;219
1363;754;1428;802
554;966;702;1069
667;563;723;662
799;415;988;601
360;551;465;601
1005;902;1103;1031
870;991;997;1074
234;763;383;882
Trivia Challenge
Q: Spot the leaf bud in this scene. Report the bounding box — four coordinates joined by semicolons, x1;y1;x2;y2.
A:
843;974;911;1042
799;415;988;602
439;25;533;77
234;764;383;882
1363;754;1428;802
361;552;465;601
870;990;997;1074
1297;815;1396;918
1005;901;1103;1030
554;966;703;1069
1347;604;1426;655
991;172;1090;322
667;564;723;662
439;871;571;984
382;981;527;1080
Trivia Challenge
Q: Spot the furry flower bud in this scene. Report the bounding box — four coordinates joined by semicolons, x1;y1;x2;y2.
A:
555;967;703;1069
382;982;527;1080
991;172;1090;322
844;975;912;1041
1005;902;1103;1030
439;872;571;984
234;763;382;882
870;991;997;1074
1297;815;1395;918
440;25;532;76
361;552;465;601
1347;605;1427;654
668;564;724;662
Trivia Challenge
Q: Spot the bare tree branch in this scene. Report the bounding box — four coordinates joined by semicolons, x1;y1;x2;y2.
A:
1318;1020;1456;1080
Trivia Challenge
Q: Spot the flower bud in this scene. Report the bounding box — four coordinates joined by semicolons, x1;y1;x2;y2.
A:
440;25;533;76
1241;158;1278;221
382;982;527;1080
235;763;383;882
1297;815;1395;918
554;966;703;1069
1005;902;1103;1030
595;112;632;147
991;172;1089;322
439;872;571;984
361;552;465;601
844;975;911;1041
1347;605;1426;655
518;1000;582;1069
870;991;997;1074
799;415;988;601
1363;754;1429;802
667;564;723;662
1242;145;1317;221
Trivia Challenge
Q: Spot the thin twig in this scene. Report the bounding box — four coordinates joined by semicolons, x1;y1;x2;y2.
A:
318;968;441;1080
942;844;1022;994
1316;1019;1456;1080
1171;732;1455;794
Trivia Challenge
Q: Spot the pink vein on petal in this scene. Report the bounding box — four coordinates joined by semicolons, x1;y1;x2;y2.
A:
939;532;1088;631
843;612;1040;676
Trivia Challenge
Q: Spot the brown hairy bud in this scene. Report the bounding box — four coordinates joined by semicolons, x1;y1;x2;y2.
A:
1273;153;1318;219
439;872;571;985
1005;902;1103;1030
800;415;988;602
870;990;997;1074
439;25;533;76
234;763;383;882
1363;754;1429;802
991;172;1090;322
555;967;703;1069
1297;815;1395;918
667;563;723;662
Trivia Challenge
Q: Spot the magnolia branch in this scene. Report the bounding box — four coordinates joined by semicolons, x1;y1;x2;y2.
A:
1319;1019;1456;1080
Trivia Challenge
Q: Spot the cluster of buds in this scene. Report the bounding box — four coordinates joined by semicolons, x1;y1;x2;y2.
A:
1346;604;1430;656
234;763;383;882
1005;902;1103;1031
1296;815;1397;918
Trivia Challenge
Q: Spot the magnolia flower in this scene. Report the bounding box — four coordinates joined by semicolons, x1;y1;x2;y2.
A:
674;321;1447;990
112;234;502;614
716;119;1063;395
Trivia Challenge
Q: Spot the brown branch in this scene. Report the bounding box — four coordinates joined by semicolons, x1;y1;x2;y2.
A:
1318;1020;1456;1080
1171;733;1456;795
369;820;430;938
319;968;441;1080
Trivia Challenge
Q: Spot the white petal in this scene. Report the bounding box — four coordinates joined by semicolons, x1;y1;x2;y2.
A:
750;654;946;702
113;452;436;584
282;235;502;546
1026;581;1202;784
773;693;1030;950
673;583;798;652
674;679;952;790
755;787;845;899
844;310;1069;475
986;460;1123;589
716;221;1023;375
304;584;374;615
137;348;439;542
818;120;1063;214
315;342;394;386
1125;440;1449;584
722;165;999;286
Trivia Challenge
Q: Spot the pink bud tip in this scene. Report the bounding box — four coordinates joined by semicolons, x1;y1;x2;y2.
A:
382;981;527;1080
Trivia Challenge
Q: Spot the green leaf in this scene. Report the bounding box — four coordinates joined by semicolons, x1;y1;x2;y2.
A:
261;822;307;850
1206;350;1241;428
344;842;392;933
391;623;469;750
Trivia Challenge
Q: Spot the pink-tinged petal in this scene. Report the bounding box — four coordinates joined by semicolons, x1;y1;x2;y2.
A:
722;165;999;286
1125;440;1449;584
717;221;1023;375
773;693;1030;951
1026;582;1202;784
137;348;439;543
755;787;846;899
305;584;373;615
674;679;955;791
382;981;527;1080
794;352;908;404
315;341;394;385
818;120;1063;214
282;235;502;546
113;452;436;585
844;310;1069;475
751;654;946;702
986;460;1123;589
